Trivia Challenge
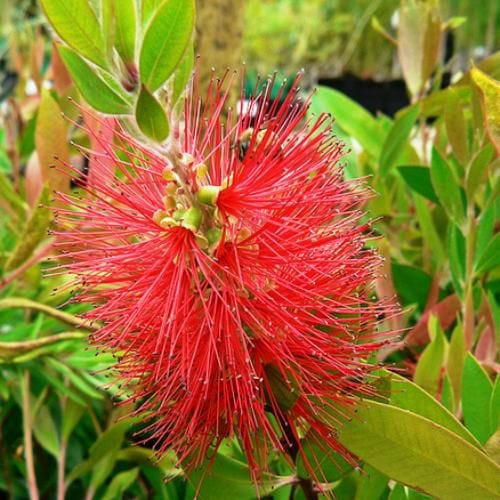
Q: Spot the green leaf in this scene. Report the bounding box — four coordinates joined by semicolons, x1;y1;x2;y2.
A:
475;202;496;269
414;315;447;397
33;404;60;458
392;264;431;310
172;47;194;106
141;0;164;26
135;86;170;142
101;468;139;500
466;144;495;199
398;165;439;204
447;324;466;413
380;105;419;175
355;464;388;500
296;431;353;483
462;353;494;444
448;223;466;296
475;234;500;275
384;370;480;448
413;193;445;266
186;452;294;500
40;0;106;68
61;398;85;441
430;147;465;226
139;0;195;92
311;87;385;160
4;188;51;273
114;0;137;63
445;88;469;165
338;400;500;499
58;46;132;114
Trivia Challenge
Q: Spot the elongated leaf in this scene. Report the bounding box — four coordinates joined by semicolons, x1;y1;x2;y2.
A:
430;147;465;226
445;89;468;165
62;398;85;441
448;223;466;296
475;202;496;268
384;370;480;448
187;452;294;499
475;234;500;274
135;86;169;142
172;47;194;106
4;188;51;272
414;315;446;396
141;0;164;26
380;105;419;175
355;464;388;500
447;324;466;413
392;264;431;310
40;0;106;68
338;401;500;499
33;404;60;458
311;86;385;159
58;46;132;114
102;468;139;500
114;0;136;63
139;0;195;92
35;90;70;195
398;166;439;204
466;144;494;199
490;377;500;436
462;353;494;444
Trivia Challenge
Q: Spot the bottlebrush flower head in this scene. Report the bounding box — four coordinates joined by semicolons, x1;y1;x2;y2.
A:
53;70;396;488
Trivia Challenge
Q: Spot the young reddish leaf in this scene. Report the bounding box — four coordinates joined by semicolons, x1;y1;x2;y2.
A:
58;46;132;114
139;0;195;92
135;86;169;142
50;42;72;95
25;152;43;209
35;89;70;195
40;0;107;68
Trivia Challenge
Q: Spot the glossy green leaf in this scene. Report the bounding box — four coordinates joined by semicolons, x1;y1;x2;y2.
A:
187;452;294;499
398;165;439;204
430;147;465;226
114;0;136;63
384;370;480;448
139;0;195;92
380;105;419;175
141;0;164;26
172;47;194;106
392;264;431;310
414;315;447;397
440;374;453;412
4;187;51;272
312;86;385;159
338;401;500;499
58;46;132;114
475;234;500;275
475;202;496;268
462;353;494;444
101;468;139;500
445;88;468;165
135;86;170;142
40;0;106;68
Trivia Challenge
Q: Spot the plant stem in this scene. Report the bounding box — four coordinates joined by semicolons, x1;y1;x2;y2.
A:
57;439;67;500
22;371;39;500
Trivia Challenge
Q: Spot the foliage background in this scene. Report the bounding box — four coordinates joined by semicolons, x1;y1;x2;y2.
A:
0;0;499;499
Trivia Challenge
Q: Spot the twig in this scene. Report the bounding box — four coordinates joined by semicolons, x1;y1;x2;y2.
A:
22;371;39;500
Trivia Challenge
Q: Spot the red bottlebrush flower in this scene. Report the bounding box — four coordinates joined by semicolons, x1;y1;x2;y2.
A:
54;71;395;488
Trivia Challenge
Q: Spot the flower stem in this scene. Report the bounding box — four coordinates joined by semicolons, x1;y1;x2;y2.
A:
22;371;39;500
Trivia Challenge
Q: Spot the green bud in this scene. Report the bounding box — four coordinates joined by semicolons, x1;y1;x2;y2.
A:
197;185;221;206
180;207;203;232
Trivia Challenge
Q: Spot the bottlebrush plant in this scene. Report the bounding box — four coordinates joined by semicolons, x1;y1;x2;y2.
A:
0;0;498;499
